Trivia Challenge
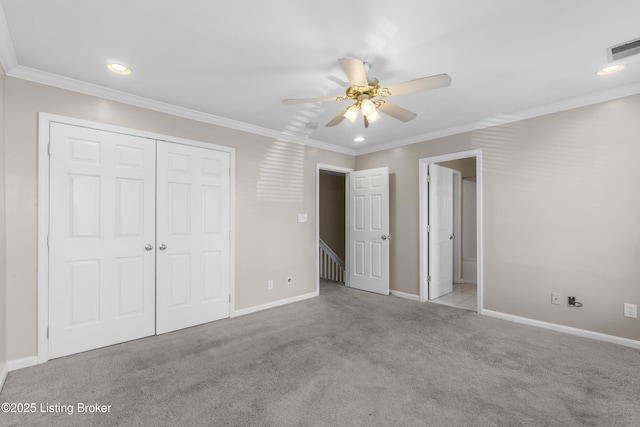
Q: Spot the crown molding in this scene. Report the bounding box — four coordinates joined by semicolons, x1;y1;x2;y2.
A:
2;0;639;161
355;81;640;156
0;1;355;155
5;60;640;159
355;122;480;156
3;63;357;156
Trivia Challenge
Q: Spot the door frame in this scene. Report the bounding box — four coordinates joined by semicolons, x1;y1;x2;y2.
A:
452;170;462;284
418;149;483;312
316;163;352;294
37;113;236;363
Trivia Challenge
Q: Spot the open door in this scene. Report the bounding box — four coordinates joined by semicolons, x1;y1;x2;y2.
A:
428;164;454;300
348;167;390;295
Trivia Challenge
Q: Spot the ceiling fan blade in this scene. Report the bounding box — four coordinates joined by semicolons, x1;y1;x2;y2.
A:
282;95;345;105
328;75;348;87
326;107;349;127
339;57;368;87
382;73;452;97
377;101;418;122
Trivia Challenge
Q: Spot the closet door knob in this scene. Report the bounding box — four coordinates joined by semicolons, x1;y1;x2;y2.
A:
159;244;167;251
145;244;153;251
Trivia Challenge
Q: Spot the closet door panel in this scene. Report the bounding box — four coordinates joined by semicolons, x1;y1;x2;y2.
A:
156;141;230;334
49;123;156;358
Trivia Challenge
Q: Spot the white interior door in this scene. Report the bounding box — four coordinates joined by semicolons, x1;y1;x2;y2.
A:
428;164;454;300
348;167;389;295
156;141;230;334
49;123;156;358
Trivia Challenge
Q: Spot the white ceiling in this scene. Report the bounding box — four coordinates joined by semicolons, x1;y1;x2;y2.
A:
1;1;640;154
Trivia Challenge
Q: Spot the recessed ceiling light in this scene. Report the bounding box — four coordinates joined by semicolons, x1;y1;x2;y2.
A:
354;136;365;142
108;62;132;75
597;64;624;76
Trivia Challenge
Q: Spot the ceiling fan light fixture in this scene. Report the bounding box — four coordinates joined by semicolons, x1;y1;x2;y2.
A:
344;104;359;123
366;109;381;123
360;98;375;115
283;57;448;129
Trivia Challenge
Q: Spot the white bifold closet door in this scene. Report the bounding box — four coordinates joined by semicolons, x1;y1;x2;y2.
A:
49;123;157;358
155;141;230;334
48;124;230;359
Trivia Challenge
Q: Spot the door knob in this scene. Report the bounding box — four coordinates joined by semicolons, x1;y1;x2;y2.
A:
381;235;391;240
450;234;454;240
159;244;167;251
145;244;153;251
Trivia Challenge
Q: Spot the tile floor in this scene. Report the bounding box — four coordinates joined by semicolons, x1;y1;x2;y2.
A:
432;282;477;311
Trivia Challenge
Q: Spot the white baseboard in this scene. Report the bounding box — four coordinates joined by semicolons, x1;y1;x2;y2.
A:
0;363;7;393
483;310;640;350
7;356;39;372
231;291;318;318
1;356;39;391
390;290;420;301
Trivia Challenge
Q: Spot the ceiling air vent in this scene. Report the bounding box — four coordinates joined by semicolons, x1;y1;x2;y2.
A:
608;37;640;61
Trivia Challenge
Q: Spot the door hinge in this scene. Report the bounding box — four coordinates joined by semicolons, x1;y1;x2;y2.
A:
47;143;51;156
47;235;50;248
229;294;231;303
426;225;431;233
427;175;431;183
427;275;431;283
46;327;49;339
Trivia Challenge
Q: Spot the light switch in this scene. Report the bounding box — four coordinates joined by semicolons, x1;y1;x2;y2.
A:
297;213;307;223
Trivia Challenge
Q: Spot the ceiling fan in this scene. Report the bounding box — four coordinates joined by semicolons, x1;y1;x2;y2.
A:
282;57;452;128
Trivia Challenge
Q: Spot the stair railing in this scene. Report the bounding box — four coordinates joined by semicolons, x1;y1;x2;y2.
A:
319;239;345;283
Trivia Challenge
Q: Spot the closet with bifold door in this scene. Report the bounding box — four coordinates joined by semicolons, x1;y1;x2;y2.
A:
47;122;230;359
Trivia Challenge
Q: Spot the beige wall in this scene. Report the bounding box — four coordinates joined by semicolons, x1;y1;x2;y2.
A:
4;73;640;363
357;93;640;341
3;77;355;361
319;172;345;261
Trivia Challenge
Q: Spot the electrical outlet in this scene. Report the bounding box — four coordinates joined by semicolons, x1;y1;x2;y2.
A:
568;296;583;308
551;292;561;305
267;280;273;290
624;303;637;319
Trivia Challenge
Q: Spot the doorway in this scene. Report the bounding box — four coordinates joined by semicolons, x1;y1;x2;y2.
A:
316;164;351;294
318;169;346;284
316;164;391;296
418;150;483;312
